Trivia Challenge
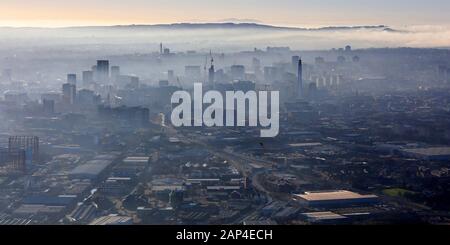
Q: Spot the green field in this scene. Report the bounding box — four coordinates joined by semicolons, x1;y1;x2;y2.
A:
382;188;416;197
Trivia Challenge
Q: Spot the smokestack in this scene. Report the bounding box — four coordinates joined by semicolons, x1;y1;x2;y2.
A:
298;59;303;99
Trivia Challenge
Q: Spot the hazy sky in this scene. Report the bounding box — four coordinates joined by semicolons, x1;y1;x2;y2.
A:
1;0;450;27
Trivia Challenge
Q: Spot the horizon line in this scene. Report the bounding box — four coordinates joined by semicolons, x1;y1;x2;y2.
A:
0;21;391;29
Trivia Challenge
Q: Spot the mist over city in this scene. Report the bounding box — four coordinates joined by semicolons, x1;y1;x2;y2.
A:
1;0;450;230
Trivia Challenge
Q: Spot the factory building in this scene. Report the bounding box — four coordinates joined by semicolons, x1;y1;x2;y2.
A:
294;190;379;208
68;156;116;180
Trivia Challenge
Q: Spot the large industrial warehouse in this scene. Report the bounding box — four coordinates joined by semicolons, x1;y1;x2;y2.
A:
294;190;379;208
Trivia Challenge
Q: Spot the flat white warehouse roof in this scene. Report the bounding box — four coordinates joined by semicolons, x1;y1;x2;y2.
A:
295;190;378;201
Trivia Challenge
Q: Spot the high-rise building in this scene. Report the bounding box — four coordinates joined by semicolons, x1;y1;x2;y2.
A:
111;66;120;83
96;60;110;83
77;89;98;106
62;83;76;104
91;65;97;81
252;57;261;74
230;65;245;80
43;99;55;115
82;70;94;86
67;74;77;85
8;136;39;168
298;59;303;99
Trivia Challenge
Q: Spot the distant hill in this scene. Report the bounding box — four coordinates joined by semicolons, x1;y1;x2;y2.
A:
64;23;396;31
0;22;397;32
0;22;423;50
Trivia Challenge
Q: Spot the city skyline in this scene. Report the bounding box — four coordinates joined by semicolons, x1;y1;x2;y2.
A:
2;0;450;230
1;0;450;27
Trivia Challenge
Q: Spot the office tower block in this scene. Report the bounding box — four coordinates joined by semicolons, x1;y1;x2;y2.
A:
252;57;261;73
62;83;71;104
43;99;55;114
62;83;76;104
96;60;110;83
230;65;245;80
77;89;97;106
111;66;120;83
82;70;94;86
91;65;97;81
67;74;77;85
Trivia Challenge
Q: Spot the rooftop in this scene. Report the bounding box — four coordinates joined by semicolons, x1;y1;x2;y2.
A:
294;190;378;202
243;220;277;225
22;195;77;206
69;159;112;178
288;142;322;147
14;205;65;215
402;147;450;157
89;215;133;225
301;211;347;221
123;156;150;163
